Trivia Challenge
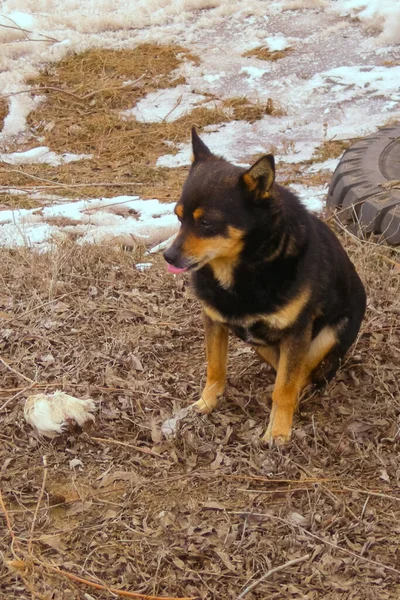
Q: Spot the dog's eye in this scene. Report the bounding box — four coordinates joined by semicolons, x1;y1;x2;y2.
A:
200;219;213;230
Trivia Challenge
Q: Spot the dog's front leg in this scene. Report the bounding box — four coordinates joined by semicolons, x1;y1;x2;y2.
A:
263;332;310;445
192;313;228;414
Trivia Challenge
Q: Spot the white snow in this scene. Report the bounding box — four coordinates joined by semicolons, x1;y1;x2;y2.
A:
331;0;400;45
0;196;178;251
289;184;327;212
264;35;289;51
1;94;44;138
123;85;214;123
0;146;92;166
240;66;270;79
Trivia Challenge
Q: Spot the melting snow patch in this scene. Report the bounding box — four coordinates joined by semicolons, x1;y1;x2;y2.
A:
240;66;269;79
1;94;44;139
306;158;340;173
0;146;92;166
0;196;178;251
123;85;215;123
264;35;289;51
289;184;327;213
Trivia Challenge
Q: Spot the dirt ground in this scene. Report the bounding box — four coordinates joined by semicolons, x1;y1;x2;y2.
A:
0;227;399;600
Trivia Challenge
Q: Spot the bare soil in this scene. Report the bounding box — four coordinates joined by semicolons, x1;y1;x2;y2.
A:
0;228;399;599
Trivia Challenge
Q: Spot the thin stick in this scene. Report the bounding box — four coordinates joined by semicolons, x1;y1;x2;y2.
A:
229;511;400;576
0;16;58;42
33;561;194;600
0;356;34;384
236;554;310;599
90;437;166;459
0;182;144;190
0;169;144;188
0;487;15;542
341;487;400;503
7;293;70;323
238;487;311;495
220;474;338;484
0;75;145;103
0;486;20;561
28;456;48;555
0;382;37;412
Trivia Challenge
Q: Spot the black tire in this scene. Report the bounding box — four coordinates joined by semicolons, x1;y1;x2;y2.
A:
327;126;400;245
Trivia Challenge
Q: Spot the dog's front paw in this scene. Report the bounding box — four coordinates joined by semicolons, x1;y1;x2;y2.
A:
191;397;217;414
262;405;292;446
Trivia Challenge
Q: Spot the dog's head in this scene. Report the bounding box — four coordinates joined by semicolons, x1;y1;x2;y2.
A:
163;127;276;274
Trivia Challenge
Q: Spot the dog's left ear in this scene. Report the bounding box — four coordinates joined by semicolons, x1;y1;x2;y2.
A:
191;126;214;162
241;155;275;200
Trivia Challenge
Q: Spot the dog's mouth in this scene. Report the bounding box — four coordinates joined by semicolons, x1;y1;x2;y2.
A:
167;264;189;274
166;253;216;274
167;260;205;274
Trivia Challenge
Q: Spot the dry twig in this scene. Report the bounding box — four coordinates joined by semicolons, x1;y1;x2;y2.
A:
236;554;310;599
90;436;167;459
28;456;48;555
0;356;34;384
229;511;400;577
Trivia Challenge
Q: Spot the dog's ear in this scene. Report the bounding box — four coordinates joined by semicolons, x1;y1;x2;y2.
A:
241;155;275;200
191;126;213;162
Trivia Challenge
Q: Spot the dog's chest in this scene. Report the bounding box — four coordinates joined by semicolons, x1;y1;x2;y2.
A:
202;302;282;345
229;321;281;345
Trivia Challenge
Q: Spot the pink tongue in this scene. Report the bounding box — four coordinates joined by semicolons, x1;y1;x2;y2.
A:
167;264;188;274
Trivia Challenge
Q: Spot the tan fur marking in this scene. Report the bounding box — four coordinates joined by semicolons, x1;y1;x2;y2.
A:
263;325;338;444
202;302;226;323
262;287;311;330
209;257;237;288
175;205;183;219
256;345;279;371
183;226;244;288
193;207;205;219
306;326;337;372
242;172;257;191
192;315;229;414
263;333;310;444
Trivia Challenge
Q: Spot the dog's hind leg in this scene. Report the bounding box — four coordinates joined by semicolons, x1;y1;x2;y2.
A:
263;326;338;445
192;313;229;414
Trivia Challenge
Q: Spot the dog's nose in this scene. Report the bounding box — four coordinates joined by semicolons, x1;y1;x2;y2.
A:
163;246;177;265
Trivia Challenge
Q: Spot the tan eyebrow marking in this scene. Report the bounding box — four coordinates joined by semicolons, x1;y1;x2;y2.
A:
193;207;205;219
175;205;184;218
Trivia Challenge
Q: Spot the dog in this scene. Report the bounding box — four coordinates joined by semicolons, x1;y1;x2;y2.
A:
163;127;366;445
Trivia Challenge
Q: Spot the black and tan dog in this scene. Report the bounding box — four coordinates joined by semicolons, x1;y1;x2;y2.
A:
164;128;366;444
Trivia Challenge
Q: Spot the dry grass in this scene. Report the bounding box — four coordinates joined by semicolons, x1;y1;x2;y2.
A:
312;138;358;163
223;97;286;121
244;47;293;62
0;193;44;211
0;231;399;599
0;98;7;131
0;45;285;205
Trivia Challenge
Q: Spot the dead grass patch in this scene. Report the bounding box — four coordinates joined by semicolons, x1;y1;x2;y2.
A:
312;138;358;163
0;97;7;131
223;96;286;121
0;193;44;210
244;47;293;62
0;46;284;206
0;233;399;599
